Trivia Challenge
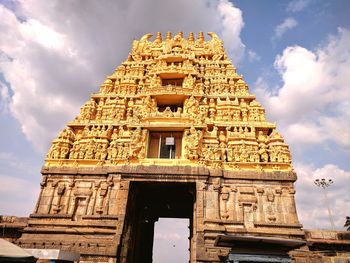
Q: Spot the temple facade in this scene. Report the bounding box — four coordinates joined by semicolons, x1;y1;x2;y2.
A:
15;32;346;263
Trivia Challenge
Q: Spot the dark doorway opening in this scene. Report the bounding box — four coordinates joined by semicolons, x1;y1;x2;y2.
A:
120;182;195;263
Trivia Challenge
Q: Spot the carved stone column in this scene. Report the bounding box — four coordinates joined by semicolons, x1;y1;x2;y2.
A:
105;176;114;215
275;188;283;223
288;187;299;224
231;186;238;221
91;181;100;215
63;180;75;214
256;187;264;223
205;178;220;220
48;180;58;214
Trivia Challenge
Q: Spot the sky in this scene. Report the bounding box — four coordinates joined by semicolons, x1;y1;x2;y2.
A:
0;0;350;261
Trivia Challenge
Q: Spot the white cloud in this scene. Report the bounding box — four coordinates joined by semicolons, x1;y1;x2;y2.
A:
0;80;10;114
247;49;261;62
256;28;350;150
0;0;245;153
287;0;311;13
295;162;350;230
274;17;298;39
216;0;245;63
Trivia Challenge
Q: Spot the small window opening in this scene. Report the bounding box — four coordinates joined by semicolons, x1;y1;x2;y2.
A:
148;132;182;159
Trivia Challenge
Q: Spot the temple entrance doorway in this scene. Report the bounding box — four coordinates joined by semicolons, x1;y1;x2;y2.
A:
120;181;195;263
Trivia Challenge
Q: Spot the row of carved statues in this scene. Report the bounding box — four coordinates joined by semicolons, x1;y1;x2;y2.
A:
112;60;240;81
74;95;266;124
36;176;298;226
130;32;226;62
47;126;291;164
53;124;283;145
36;177;116;217
98;76;249;97
207;181;298;224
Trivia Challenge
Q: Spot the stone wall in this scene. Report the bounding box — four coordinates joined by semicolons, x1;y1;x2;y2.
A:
16;165;305;262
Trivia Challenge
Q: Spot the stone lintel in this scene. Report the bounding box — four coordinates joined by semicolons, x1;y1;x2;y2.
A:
41;164;209;176
41;165;296;182
24;227;116;235
223;169;297;182
27;220;118;229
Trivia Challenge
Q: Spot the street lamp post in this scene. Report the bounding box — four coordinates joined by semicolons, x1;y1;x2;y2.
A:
314;178;335;230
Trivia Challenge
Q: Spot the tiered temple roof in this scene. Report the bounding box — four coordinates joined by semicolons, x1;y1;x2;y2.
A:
46;32;291;171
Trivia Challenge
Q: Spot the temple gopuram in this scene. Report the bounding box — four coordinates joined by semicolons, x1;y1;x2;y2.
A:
7;32;349;263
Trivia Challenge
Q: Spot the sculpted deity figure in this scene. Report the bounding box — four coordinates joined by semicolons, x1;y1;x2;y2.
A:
78;143;86;159
142;95;157;117
207;32;225;60
111;128;119;141
259;109;266;121
69;142;81;159
47;144;59;159
199;105;208;122
59;144;70;159
240;99;248;122
87;98;97;120
236;81;249;95
220;186;230;220
259;143;269;162
184;95;199;118
257;131;267;144
116;142;124;159
118;126;125;137
52;183;66;213
184;127;202;160
172;32;187;50
183;75;195;89
85;140;96;159
99;144;108;160
130;127;145;159
174;107;182;117
131;33;153;61
265;189;277;222
208;98;216;120
249;145;260;162
219;131;227;161
268;145;281;162
107;141;118;160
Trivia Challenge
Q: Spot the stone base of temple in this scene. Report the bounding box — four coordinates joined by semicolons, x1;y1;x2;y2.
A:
1;216;350;262
2;165;343;262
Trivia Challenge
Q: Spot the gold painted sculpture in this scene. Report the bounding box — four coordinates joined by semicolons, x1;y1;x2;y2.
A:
46;32;292;171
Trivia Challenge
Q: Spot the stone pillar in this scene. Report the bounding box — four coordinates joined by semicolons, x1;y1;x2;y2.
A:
275;187;283;223
63;180;74;214
256;187;264;223
205;178;220;220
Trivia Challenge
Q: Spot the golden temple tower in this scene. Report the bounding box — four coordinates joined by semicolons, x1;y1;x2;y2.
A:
19;32;305;263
